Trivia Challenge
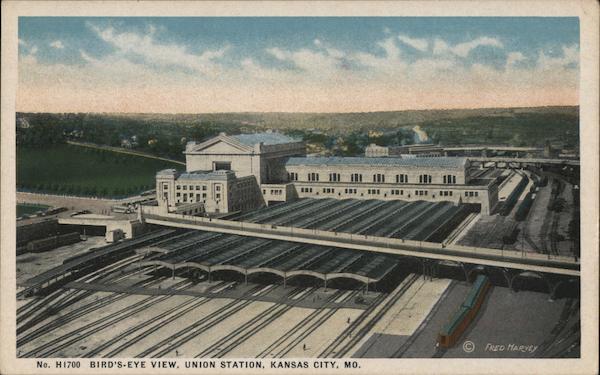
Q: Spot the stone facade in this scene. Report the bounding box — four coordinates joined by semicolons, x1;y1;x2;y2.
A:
156;132;498;215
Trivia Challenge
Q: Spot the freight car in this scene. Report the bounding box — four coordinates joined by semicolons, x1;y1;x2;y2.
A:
25;232;81;253
438;275;491;348
500;174;529;216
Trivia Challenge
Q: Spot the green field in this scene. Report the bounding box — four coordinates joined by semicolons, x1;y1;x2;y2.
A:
17;144;181;198
17;203;50;217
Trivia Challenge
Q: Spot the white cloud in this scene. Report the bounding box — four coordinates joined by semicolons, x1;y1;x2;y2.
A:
266;46;342;76
537;44;579;70
79;50;97;63
378;37;400;60
88;24;228;75
17;26;579;113
506;51;526;67
19;39;38;56
50;40;65;49
452;37;503;57
397;35;428;52
266;47;290;61
433;39;450;55
433;36;503;57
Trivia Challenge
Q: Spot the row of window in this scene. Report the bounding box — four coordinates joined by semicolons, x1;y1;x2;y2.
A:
262;189;284;195
443;175;457;184
175;184;208;191
419;175;433;184
175;191;220;204
291;172;458;184
295;187;482;198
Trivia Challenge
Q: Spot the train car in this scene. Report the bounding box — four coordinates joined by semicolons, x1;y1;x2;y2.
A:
26;232;81;253
438;275;491;348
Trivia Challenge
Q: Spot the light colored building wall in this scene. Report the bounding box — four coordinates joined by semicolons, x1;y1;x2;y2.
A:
291;181;494;214
285;164;468;185
365;144;389;157
186;153;259;177
157;172;263;215
185;140;305;185
260;183;297;204
159;133;499;216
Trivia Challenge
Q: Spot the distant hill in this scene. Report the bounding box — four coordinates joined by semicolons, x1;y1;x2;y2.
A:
16;105;579;152
19;105;578;132
193;106;579;133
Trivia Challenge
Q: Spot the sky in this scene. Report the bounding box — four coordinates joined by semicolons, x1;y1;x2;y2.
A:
17;17;579;113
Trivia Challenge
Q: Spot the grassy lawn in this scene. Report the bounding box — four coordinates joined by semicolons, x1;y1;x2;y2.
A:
17;144;181;198
17;203;50;217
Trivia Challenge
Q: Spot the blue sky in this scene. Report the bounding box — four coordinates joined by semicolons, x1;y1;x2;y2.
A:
17;17;580;113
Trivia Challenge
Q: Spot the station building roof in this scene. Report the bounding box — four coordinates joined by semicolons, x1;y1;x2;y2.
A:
285;156;467;169
231;133;302;146
156;169;235;181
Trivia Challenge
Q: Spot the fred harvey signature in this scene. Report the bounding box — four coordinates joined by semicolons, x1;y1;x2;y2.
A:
485;343;538;354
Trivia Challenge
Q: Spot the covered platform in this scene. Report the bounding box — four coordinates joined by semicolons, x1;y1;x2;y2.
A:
141;231;399;290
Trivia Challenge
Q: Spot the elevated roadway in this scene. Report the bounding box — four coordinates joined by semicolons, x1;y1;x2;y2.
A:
445;146;543;152
141;208;579;277
469;157;579;168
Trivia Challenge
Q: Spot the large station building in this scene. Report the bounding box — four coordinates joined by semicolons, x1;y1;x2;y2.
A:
156;132;498;215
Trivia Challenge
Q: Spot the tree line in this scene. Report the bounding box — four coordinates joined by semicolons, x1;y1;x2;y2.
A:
16;112;242;161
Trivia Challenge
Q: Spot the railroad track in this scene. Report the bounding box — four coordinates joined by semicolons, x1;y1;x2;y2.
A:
17;259;158;334
257;289;359;358
442;212;478;245
537;299;580;357
135;284;294;358
17;255;147;327
18;274;177;350
83;280;227;357
319;274;420;358
549;212;560;256
197;286;329;358
21;278;195;357
391;280;457;358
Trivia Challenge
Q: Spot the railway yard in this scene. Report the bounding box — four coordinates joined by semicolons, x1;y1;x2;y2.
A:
16;167;580;358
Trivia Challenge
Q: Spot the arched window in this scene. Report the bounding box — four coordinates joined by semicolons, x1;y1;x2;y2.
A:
373;174;385;183
444;174;456;184
396;174;408;183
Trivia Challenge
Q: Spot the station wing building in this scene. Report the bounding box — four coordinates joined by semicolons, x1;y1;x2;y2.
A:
156;132;498;215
